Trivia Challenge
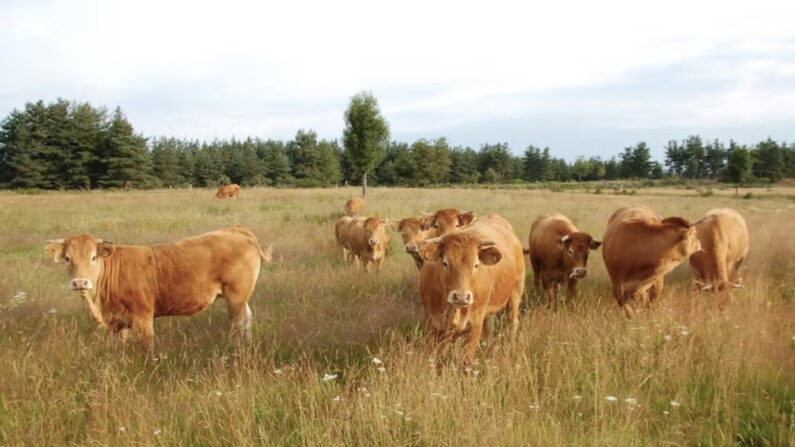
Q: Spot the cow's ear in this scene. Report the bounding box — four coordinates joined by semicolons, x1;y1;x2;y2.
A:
44;240;65;263
386;220;400;232
97;242;115;258
479;245;502;265
420;215;434;231
418;239;443;262
555;234;570;250
589;239;602;250
459;211;475;226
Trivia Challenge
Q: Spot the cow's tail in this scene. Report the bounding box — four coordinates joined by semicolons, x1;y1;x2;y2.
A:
259;243;274;266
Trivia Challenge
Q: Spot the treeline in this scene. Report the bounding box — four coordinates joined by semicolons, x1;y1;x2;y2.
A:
1;99;794;190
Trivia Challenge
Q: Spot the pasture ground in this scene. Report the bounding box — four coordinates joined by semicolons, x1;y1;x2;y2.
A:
0;186;793;446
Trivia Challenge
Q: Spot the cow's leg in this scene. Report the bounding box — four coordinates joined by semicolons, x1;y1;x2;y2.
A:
613;282;634;319
507;280;523;344
435;330;456;376
461;318;485;371
342;247;349;263
567;278;578;300
648;276;664;307
132;317;154;357
228;301;253;340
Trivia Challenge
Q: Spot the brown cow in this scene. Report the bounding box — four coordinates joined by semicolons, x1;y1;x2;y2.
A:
44;226;272;355
394;215;435;269
689;208;749;293
428;208;475;236
416;213;525;372
602;206;703;318
214;184;240;199
334;216;391;271
344;197;365;216
526;213;601;301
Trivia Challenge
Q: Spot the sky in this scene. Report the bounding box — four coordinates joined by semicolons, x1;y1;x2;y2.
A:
1;0;794;161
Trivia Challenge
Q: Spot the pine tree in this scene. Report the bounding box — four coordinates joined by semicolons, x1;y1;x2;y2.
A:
99;108;152;188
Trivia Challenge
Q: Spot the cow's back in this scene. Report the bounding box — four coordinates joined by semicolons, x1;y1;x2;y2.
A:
150;228;263;316
602;208;661;283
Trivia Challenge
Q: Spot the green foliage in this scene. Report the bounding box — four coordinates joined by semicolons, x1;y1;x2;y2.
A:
726;145;753;190
449;147;480;184
753;138;785;183
409;138;451;186
342;92;390;190
98;108;153;188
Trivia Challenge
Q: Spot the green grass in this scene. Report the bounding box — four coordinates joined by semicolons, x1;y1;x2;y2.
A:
0;186;792;445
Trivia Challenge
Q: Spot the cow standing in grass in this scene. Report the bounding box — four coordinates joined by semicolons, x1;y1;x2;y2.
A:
602;206;703;318
344;197;365;216
214;184;240;199
394;215;435;269
689;208;749;293
335;216;392;271
415;213;525;373
44;226;272;355
526;213;601;301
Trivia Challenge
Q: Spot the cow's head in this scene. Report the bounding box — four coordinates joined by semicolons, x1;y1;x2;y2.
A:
661;217;702;258
44;235;115;293
363;217;391;262
395;215;435;254
429;209;475;236
555;232;601;279
418;233;502;308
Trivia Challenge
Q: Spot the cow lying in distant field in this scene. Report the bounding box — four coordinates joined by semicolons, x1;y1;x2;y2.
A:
689;208;749;293
602;206;703;318
526;213;600;301
335;216;391;271
415;213;525;373
44;226;272;355
214;184;240;199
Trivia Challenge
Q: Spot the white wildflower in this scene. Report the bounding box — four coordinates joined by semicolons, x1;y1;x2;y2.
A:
663;335;672;342
625;397;637;405
680;329;690;336
670;400;680;407
332;395;341;402
377;366;386;373
372;357;382;365
321;373;337;382
48;308;57;314
528;404;540;410
606;396;618;402
273;368;282;375
215;391;223;396
118;426;126;432
153;429;162;436
573;395;582;400
663;410;670;415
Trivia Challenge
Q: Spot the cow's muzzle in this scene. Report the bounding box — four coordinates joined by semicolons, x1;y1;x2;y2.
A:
570;268;587;279
405;244;418;253
70;278;93;291
447;290;473;308
369;238;379;247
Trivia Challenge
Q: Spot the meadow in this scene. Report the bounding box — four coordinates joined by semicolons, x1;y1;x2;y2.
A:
0;185;793;446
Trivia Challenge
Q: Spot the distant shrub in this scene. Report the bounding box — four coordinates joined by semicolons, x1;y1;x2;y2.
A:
593;187;603;195
743;192;754;199
699;188;714;197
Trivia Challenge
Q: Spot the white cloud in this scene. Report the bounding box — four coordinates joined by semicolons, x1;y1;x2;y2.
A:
1;0;793;153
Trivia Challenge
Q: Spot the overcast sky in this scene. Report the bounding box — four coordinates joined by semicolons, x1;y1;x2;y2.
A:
1;0;794;160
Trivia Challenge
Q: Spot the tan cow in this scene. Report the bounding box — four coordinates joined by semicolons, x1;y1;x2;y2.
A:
416;213;525;373
335;216;391;271
214;184;240;199
428;208;475;236
526;213;601;301
44;226;272;355
689;208;749;293
344;197;365;216
602;206;703;318
394;215;435;269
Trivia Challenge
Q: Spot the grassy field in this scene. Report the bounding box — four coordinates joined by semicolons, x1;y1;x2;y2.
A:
0;186;793;446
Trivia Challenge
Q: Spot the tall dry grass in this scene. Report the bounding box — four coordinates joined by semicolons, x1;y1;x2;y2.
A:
0;186;792;445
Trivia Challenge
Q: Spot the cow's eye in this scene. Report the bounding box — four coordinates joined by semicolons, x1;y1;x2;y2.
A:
434;222;439;229
568;248;574;256
91;255;97;262
443;259;449;269
474;262;479;269
64;255;71;263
